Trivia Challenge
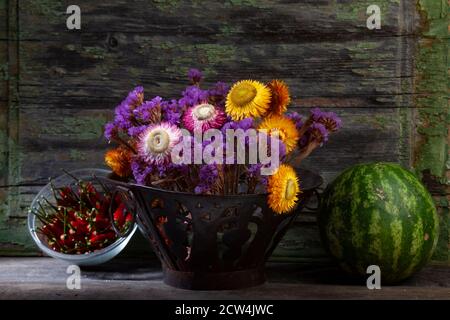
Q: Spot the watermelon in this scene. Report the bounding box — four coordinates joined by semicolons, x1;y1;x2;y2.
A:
318;162;439;283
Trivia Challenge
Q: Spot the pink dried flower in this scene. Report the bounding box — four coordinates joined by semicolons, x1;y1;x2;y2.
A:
182;103;227;133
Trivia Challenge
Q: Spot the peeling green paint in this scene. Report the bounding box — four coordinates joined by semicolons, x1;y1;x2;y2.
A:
219;25;243;37
0;131;7;173
25;0;61;23
83;47;107;60
152;41;244;77
152;0;182;12
414;0;449;179
335;0;400;22
399;106;413;167
414;0;449;263
347;42;395;60
127;66;143;78
351;114;395;130
39;116;107;140
225;0;267;8
0;218;37;255
69;149;87;161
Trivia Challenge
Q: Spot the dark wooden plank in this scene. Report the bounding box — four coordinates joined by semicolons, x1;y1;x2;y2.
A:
0;0;7;98
0;258;449;299
18;36;414;105
0;0;6;40
18;0;412;41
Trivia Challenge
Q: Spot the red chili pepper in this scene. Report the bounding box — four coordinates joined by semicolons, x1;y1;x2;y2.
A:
40;225;54;238
40;177;123;254
100;197;111;214
89;233;107;245
125;213;133;223
123;213;134;229
70;218;89;234
67;209;77;220
93;216;110;230
113;203;126;227
57;187;78;207
60;234;75;248
49;221;63;236
82;182;101;204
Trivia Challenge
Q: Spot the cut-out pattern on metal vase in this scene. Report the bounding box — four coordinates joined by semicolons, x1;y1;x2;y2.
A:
110;168;323;290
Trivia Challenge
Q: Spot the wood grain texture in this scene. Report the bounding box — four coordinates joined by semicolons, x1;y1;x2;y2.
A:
413;0;449;263
0;0;447;261
0;257;449;299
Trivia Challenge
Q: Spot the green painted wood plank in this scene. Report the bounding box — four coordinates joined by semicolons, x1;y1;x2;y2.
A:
414;0;449;263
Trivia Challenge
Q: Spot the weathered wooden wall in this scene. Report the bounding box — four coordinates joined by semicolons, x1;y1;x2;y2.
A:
0;0;448;262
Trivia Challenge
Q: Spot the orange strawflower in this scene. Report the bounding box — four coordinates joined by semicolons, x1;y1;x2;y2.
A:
105;147;132;178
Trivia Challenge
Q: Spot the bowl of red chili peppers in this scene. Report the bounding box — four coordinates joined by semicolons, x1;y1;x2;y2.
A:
27;169;137;266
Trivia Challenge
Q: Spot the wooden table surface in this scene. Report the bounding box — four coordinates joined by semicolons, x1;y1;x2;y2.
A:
0;257;448;300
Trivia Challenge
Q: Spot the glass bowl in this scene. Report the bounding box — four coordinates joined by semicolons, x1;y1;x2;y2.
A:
27;168;137;266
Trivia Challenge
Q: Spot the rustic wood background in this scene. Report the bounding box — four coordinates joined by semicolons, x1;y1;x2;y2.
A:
0;0;448;262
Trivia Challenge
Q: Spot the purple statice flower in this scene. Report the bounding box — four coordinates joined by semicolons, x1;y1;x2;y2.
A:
286;111;304;130
310;107;325;122
133;97;163;122
107;86;146;136
247;164;262;178
132;156;189;186
163;99;183;126
131;158;154;185
236;117;254;130
260;175;269;186
320;111;342;132
113;101;133;131
156;162;188;177
128;125;148;137
178;85;209;109
257;131;287;159
310;107;342;133
247;164;269;188
209;82;229;97
124;86;144;109
194;186;204;194
104;122;118;141
208;81;229;108
310;123;329;144
188;68;203;84
194;164;219;194
126;97;165;137
221;117;254;133
201;138;214;151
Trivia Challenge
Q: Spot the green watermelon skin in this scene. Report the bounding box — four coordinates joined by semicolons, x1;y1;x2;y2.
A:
318;163;439;283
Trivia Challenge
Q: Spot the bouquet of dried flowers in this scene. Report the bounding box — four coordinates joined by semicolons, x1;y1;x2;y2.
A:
104;69;341;214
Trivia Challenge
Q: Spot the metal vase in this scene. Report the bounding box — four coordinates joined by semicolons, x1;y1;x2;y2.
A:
110;168;323;290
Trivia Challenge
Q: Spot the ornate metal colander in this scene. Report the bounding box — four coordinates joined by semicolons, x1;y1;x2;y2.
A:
109;168;323;290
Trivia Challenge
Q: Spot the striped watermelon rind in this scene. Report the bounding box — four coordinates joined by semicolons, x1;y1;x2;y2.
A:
318;162;439;283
